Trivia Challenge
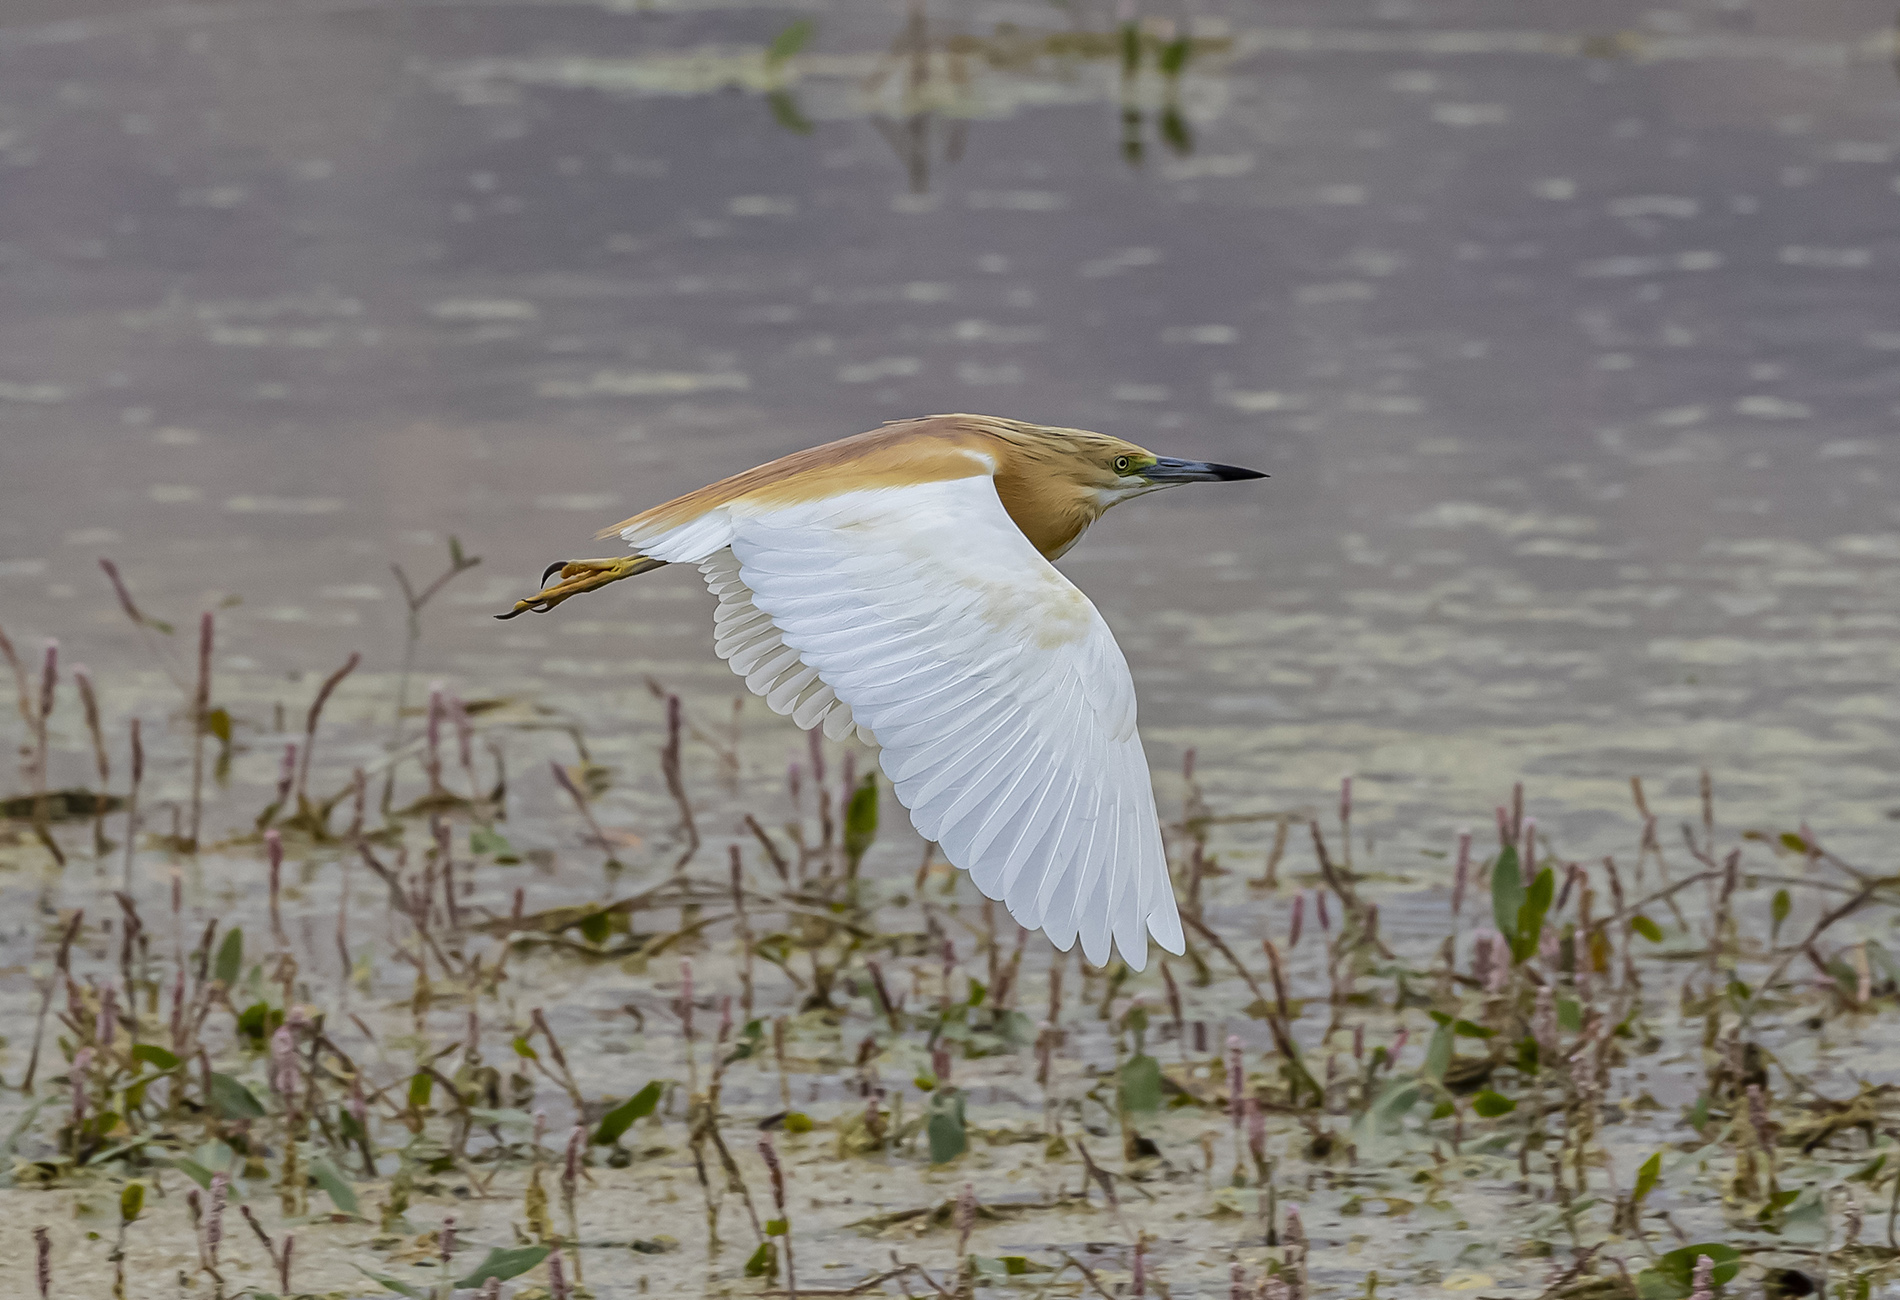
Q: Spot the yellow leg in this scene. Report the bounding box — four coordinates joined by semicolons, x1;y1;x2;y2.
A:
494;555;666;619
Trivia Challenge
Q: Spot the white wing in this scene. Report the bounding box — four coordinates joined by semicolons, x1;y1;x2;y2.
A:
714;475;1183;970
698;548;868;745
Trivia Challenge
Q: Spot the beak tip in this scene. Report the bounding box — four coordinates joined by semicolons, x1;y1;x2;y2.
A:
1208;463;1268;482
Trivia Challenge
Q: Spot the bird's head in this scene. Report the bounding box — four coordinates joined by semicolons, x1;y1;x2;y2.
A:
979;418;1266;557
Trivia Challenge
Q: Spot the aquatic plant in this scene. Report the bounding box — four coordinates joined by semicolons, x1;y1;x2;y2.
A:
0;579;1896;1298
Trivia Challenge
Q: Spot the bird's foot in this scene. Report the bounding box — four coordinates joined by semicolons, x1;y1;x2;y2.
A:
494;554;664;619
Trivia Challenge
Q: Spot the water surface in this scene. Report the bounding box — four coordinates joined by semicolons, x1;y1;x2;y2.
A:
1;0;1898;856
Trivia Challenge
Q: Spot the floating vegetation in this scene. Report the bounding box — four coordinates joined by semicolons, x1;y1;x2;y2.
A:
423;7;1235;194
2;551;1900;1298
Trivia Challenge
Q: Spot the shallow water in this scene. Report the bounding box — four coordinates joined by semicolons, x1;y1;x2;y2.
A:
5;0;1900;838
4;0;1900;860
2;8;1900;1290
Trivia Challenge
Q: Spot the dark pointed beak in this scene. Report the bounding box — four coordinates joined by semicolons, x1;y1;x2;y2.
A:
1144;456;1268;483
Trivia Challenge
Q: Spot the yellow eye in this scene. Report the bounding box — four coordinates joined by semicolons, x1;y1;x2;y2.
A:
1114;455;1131;473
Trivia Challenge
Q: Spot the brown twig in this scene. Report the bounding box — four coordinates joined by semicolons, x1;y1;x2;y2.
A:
22;911;83;1092
661;694;700;869
1742;875;1894;1020
122;719;142;892
1058;1251;1121;1300
293;651;360;823
186;613;212;851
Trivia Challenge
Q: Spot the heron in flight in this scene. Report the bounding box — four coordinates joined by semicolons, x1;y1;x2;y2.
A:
500;414;1264;970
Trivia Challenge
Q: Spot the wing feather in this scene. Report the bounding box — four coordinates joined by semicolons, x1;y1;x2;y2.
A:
720;475;1180;969
697;550;867;742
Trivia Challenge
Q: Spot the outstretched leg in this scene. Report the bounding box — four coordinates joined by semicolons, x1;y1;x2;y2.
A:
495;555;667;619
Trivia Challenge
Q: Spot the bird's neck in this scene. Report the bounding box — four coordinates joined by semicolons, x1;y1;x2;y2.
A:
993;467;1105;559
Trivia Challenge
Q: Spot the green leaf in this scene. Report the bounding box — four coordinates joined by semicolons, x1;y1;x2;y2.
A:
1371;1081;1420;1128
207;1073;265;1120
766;90;813;135
1119;1053;1163;1114
236;1001;283;1048
214;928;244;986
0;1097;49;1187
120;1181;145;1222
511;1035;538;1060
1490;847;1523;947
454;1245;551;1289
1451;1019;1495;1039
1157;35;1192;76
981;1255;1048;1276
1471;1090;1516;1118
194;1138;238;1172
310;1156;360;1216
1630;914;1663;943
1771;888;1791;941
1632;1151;1661;1205
744;1241;778;1279
1780;1186;1829;1242
170;1158;214;1189
1159;103;1192;155
782;1111;813;1133
1642;1244;1741;1298
1779;831;1809;854
205;706;232;744
1759;1188;1800;1217
1513;867;1554;963
1423;1024;1453;1081
407;1072;434;1109
354;1268;430;1299
765;1217;788;1236
579;910;612;945
1557;998;1582;1033
843;773;878;867
927;1091;967;1164
766;18;814;65
1851;1152;1889;1184
593;1081;663;1146
724;1018;766;1066
1350;1078;1421;1156
130;1043;180;1071
84;1134;155;1169
470;826;517;862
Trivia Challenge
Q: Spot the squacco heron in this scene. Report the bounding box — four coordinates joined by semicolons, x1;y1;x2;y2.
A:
500;414;1265;969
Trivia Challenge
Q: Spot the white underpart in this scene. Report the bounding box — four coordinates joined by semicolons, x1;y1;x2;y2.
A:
619;475;1184;970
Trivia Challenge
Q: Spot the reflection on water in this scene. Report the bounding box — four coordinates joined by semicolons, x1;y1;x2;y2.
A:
1;0;1899;858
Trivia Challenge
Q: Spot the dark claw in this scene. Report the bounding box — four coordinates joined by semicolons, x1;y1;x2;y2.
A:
495;560;572;618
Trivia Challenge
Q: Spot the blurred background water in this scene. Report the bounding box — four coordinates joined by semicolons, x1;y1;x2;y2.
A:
1;0;1897;859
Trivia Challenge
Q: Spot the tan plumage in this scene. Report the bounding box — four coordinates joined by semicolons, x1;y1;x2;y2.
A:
601;414;1156;561
501;414;1265;967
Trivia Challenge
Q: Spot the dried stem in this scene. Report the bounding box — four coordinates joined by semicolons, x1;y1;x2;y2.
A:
187;613;212;852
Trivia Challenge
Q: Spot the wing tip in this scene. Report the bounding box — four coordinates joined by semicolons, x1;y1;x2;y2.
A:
1148;907;1187;957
